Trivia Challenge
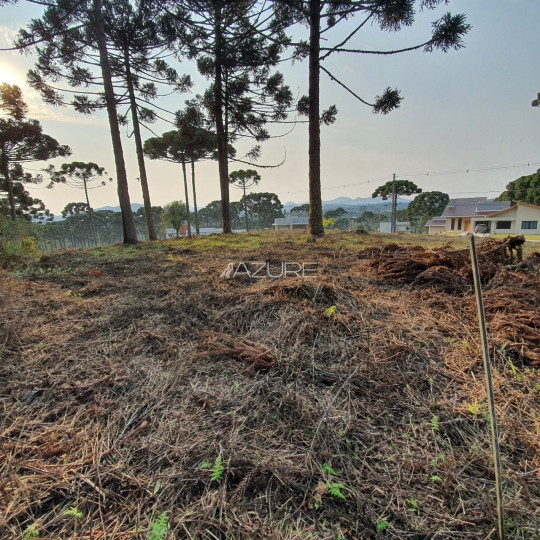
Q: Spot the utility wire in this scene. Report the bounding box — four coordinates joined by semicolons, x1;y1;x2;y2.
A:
279;160;539;195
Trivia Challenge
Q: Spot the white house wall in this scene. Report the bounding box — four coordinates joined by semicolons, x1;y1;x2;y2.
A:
489;205;539;235
515;205;540;234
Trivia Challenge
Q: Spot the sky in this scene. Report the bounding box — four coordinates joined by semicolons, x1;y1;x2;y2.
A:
0;1;539;216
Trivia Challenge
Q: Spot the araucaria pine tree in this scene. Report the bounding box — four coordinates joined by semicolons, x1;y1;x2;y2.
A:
164;0;294;233
16;0;190;242
0;84;70;220
272;0;470;237
48;162;111;245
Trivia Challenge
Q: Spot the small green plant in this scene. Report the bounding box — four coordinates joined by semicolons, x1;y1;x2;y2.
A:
505;357;524;381
376;520;388;531
210;456;224;482
338;430;354;448
326;482;346;500
430;475;443;484
467;399;485;416
64;507;83;519
321;463;338;476
148;512;167;540
23;525;39;539
325;305;336;317
200;460;213;469
405;498;418;513
431;416;439;432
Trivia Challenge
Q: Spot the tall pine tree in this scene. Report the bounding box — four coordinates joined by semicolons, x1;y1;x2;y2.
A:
0;84;70;220
271;0;470;237
164;0;294;233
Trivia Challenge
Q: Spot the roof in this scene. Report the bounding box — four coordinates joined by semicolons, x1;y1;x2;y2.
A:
487;201;540;217
441;197;512;218
441;197;487;218
426;217;446;227
475;201;512;215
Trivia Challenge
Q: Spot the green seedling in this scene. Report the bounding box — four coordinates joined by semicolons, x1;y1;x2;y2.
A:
148;512;167;540
326;482;346;500
321;463;338;476
405;498;418;513
431;416;440;432
325;305;336;317
467;399;484;416
210;456;224;482
376;521;388;531
64;507;83;519
23;525;39;539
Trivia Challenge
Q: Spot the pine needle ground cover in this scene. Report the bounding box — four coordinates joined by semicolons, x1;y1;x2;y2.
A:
1;231;539;539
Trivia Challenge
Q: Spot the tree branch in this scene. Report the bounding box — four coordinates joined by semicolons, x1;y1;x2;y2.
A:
320;66;373;107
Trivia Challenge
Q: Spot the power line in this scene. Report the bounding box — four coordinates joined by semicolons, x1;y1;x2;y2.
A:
280;160;540;195
401;162;540;178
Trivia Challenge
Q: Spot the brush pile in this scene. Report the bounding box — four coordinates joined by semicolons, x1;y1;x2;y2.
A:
366;235;540;365
367;235;526;292
0;234;538;539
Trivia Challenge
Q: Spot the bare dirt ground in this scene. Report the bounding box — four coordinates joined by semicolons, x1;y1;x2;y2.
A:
1;231;539;539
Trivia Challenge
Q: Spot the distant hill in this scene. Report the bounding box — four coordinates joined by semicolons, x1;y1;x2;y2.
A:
94;203;144;213
51;203;144;222
282;196;410;214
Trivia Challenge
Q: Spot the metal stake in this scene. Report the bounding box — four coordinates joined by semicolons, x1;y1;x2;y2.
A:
469;235;505;540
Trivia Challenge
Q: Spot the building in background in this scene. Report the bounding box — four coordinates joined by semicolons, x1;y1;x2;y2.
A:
378;221;412;234
427;198;540;235
273;216;309;230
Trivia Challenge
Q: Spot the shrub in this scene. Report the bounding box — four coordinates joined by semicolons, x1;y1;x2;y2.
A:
0;217;42;268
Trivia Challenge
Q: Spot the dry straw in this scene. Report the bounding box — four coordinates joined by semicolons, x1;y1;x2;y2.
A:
1;234;538;538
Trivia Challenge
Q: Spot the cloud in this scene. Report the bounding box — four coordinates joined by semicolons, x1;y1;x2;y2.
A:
0;25;18;48
25;89;107;126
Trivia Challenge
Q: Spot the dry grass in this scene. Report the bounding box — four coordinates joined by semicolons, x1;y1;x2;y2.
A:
0;231;539;539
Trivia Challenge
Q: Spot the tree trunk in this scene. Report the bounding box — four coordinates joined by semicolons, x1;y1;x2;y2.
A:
243;184;249;231
93;0;137;244
181;160;191;238
214;6;231;233
191;158;199;234
390;173;396;233
123;48;157;241
307;0;324;237
1;150;16;220
83;179;98;246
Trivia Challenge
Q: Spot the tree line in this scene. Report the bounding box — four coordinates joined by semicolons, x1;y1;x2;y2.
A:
1;0;471;241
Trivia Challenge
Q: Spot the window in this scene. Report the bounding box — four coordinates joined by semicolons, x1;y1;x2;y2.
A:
457;218;462;230
496;221;512;230
450;218;455;230
522;221;538;230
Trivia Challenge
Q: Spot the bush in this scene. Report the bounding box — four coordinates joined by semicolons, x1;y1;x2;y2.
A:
0;217;42;268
